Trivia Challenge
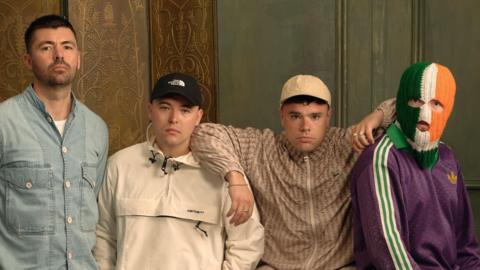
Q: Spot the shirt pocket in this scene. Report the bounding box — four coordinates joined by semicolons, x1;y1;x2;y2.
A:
80;163;98;232
0;166;55;234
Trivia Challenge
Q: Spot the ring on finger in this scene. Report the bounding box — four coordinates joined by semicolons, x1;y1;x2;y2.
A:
353;133;358;137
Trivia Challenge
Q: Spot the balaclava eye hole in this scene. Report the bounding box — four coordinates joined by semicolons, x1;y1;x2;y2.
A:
396;62;431;141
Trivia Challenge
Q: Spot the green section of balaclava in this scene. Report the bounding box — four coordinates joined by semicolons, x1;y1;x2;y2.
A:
396;62;439;169
396;61;431;141
412;146;438;169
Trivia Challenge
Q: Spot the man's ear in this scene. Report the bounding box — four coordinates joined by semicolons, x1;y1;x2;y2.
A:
279;106;286;129
326;106;333;125
146;102;153;121
195;108;204;125
327;106;333;116
76;49;81;70
23;53;33;71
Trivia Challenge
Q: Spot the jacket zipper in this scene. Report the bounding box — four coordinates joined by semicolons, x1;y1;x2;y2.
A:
304;155;318;269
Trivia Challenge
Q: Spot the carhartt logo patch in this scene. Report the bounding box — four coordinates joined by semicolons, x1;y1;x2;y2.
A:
168;79;185;87
447;171;457;184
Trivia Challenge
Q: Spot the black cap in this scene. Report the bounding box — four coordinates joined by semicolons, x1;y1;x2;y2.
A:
150;73;202;106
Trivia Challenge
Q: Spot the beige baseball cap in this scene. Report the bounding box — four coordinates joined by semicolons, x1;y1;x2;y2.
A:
280;74;331;106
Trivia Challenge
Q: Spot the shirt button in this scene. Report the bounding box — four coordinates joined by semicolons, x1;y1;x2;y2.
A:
65;180;71;188
25;181;33;189
62;146;68;154
67;216;73;224
68;252;73;260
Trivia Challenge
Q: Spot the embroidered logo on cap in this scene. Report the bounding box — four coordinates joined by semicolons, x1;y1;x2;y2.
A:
168;79;185;87
447;171;457;184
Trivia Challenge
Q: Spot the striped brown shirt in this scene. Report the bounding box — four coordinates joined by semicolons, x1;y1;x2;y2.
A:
190;100;394;270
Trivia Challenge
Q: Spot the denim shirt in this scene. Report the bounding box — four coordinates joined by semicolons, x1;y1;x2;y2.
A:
0;85;108;269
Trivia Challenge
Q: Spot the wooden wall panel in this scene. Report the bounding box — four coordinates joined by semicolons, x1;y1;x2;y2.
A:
422;0;480;237
217;0;336;130
346;0;413;125
69;0;150;155
150;0;217;121
468;190;480;239
0;0;61;101
423;0;480;187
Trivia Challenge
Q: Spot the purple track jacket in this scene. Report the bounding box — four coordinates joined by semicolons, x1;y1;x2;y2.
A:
350;124;480;269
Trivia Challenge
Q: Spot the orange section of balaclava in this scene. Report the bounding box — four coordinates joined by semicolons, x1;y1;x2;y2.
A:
429;64;456;142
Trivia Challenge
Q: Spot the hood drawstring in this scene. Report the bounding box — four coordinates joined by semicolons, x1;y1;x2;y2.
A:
146;123;181;174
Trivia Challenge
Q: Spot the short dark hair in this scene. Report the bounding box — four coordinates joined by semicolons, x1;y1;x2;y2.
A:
282;95;329;107
24;14;77;53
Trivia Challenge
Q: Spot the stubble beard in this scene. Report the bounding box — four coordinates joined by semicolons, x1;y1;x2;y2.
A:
33;59;77;88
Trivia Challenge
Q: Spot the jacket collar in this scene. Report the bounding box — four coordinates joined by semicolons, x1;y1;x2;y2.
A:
386;123;410;150
386;122;439;169
145;134;201;168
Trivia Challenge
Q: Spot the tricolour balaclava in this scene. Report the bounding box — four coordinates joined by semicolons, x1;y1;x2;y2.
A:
396;62;456;169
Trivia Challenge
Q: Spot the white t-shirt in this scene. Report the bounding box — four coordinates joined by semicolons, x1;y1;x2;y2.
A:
54;119;67;136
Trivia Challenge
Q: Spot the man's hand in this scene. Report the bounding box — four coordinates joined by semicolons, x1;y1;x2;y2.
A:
352;108;384;153
226;171;254;226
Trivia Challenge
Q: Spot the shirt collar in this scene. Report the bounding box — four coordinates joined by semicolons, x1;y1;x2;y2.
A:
23;84;78;118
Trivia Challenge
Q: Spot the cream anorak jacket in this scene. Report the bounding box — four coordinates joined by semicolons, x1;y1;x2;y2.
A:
94;141;264;270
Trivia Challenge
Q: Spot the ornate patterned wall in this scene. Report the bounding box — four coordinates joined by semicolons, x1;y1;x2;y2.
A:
69;0;150;155
0;0;60;101
150;0;217;121
1;0;218;154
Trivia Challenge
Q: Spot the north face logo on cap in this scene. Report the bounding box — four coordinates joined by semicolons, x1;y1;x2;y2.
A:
168;79;185;87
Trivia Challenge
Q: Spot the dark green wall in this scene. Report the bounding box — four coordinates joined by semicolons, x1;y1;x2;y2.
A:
217;0;480;239
217;0;336;131
423;0;480;239
424;0;480;188
470;189;480;240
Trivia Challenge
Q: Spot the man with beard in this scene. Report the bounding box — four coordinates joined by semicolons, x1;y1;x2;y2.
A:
350;62;480;269
0;14;108;269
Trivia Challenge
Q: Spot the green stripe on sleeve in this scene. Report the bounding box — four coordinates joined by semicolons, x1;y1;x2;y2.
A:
373;136;413;269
